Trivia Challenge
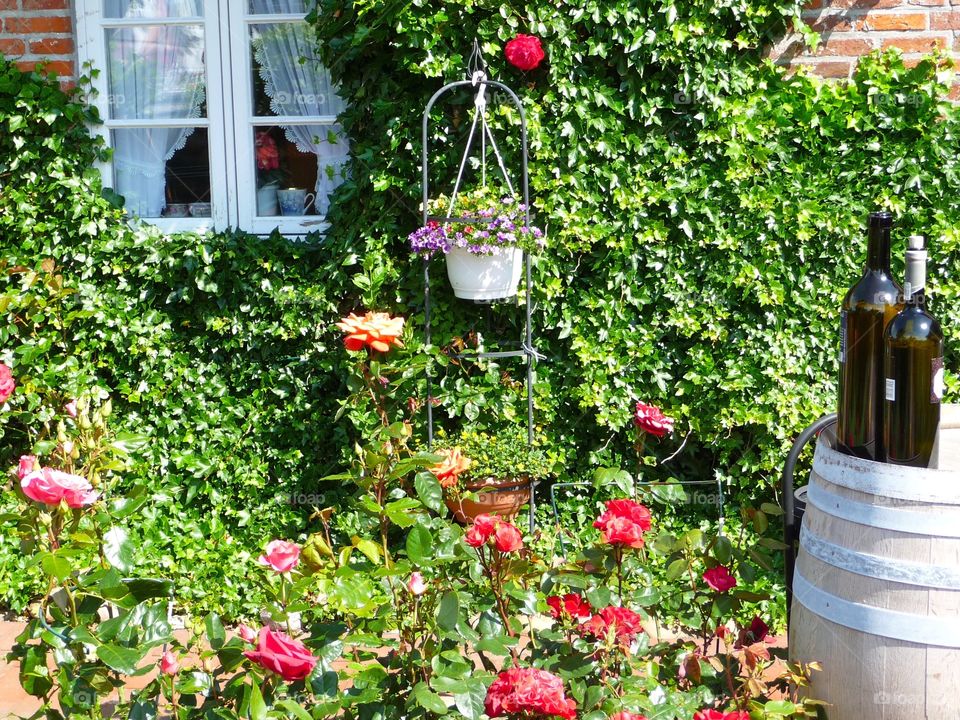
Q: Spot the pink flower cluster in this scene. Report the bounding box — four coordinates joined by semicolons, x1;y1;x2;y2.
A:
0;362;15;404
484;667;576;719
18;457;98;508
465;514;523;553
593;499;652;548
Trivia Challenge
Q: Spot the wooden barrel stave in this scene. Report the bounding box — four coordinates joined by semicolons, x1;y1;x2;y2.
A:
790;418;960;719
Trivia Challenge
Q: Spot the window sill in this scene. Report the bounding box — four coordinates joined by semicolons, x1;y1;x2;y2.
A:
124;215;330;237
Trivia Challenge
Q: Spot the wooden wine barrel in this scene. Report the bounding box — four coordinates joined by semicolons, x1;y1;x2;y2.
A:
790;405;960;720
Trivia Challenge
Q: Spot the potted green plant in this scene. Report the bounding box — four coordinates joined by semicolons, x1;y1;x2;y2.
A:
430;429;553;523
408;186;545;301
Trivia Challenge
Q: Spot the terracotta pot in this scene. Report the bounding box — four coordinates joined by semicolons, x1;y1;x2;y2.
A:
445;476;531;524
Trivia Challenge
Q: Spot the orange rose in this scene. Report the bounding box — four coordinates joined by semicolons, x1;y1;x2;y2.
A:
336;311;405;353
430;447;471;488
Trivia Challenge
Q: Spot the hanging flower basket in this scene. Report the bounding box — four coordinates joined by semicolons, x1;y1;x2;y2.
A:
408;187;543;301
445;246;524;301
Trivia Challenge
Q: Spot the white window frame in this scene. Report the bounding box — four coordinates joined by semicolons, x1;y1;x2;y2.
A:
75;1;336;236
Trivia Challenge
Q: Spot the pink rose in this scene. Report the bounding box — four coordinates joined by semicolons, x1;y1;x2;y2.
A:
504;34;545;72
493;523;524;553
610;713;648;720
703;565;737;593
160;650;180;676
21;468;98;508
64;400;78;418
243;627;317;681
407;572;427;596
258;539;300;573
0;363;15;404
634;402;674;437
238;623;258;643
18;455;38;480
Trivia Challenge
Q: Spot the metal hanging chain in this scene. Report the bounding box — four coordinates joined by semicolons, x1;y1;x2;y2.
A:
447;42;516;219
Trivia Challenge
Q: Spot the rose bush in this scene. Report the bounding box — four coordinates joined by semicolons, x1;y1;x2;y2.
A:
5;314;825;720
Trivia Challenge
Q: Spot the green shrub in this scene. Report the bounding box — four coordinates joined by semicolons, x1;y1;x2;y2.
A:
0;61;357;616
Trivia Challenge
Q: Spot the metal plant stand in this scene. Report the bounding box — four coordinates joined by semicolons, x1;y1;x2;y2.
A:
421;49;541;533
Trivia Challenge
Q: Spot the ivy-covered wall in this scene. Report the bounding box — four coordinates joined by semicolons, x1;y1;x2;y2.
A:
0;65;355;615
311;0;960;494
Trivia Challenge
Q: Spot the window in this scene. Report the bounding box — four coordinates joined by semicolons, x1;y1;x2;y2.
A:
76;0;348;234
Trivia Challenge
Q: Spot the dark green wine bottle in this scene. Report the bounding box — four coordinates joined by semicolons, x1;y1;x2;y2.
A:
883;235;944;467
837;212;903;460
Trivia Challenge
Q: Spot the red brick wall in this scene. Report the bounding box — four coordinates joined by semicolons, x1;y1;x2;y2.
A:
0;1;955;91
769;1;960;82
0;0;75;84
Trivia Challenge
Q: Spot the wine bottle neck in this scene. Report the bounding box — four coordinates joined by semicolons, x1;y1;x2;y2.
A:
904;246;927;304
866;227;892;271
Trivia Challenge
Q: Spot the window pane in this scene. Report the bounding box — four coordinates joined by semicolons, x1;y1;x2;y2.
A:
249;23;345;118
112;127;211;218
248;0;313;15
253;125;348;217
104;0;204;19
106;24;206;120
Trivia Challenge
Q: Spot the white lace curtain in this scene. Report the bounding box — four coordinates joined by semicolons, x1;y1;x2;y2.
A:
106;0;206;217
251;0;349;215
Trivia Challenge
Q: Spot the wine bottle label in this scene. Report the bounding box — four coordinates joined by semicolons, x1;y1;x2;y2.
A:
839;311;847;363
932;357;944;403
886;378;896;401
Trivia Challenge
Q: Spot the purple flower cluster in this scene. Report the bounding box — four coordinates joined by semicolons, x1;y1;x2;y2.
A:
408;221;450;256
408;199;545;257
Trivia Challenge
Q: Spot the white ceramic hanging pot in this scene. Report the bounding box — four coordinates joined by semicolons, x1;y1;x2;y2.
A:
445;247;524;301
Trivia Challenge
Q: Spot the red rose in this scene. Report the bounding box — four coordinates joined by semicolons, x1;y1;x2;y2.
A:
243;627;317;682
735;616;769;648
0;362;15;405
634;402;673;437
494;523;524;553
546;593;592;620
585;605;643;645
722;713;750;720
504;34;545;72
610;713;648;720
593;499;652;548
465;513;499;547
484;667;576;719
703;566;737;593
693;712;726;720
